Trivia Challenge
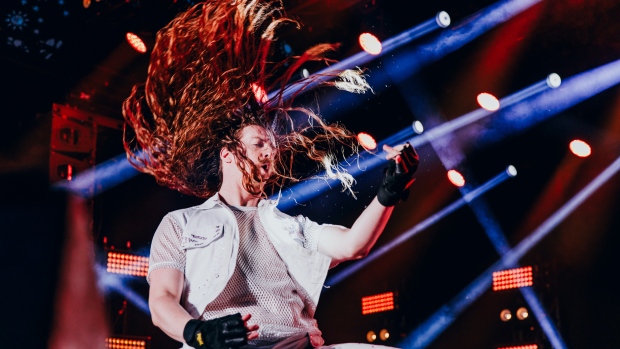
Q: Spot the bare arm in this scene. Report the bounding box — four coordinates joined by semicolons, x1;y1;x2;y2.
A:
317;143;417;263
149;268;193;343
149;268;260;344
317;197;394;263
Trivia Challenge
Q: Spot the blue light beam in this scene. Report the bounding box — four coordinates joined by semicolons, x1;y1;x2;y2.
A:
276;75;554;211
479;58;620;145
399;155;620;349
267;12;450;103
325;169;513;287
96;265;150;315
315;0;542;122
54;152;141;198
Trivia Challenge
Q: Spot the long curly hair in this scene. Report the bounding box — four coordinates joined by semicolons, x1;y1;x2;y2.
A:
122;0;371;198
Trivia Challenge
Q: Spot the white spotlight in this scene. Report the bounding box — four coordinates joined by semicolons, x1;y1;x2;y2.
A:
500;309;512;322
436;11;451;28
516;307;529;320
301;68;310;78
546;73;561;88
412;120;424;134
506;165;517;177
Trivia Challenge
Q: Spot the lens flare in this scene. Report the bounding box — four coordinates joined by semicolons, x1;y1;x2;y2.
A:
569;139;591;157
447;169;465;187
359;33;382;55
357;132;377;151
477;92;500;111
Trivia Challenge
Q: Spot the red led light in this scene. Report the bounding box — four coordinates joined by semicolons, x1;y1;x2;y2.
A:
359;33;382;55
107;252;149;277
569;139;591;157
447;170;465;187
126;32;147;53
357;132;377;151
361;292;395;315
492;266;533;291
477;93;500;111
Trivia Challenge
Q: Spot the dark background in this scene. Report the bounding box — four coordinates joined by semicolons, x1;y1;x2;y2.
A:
1;0;620;348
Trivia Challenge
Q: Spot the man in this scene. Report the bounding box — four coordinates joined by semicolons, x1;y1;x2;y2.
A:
122;1;419;348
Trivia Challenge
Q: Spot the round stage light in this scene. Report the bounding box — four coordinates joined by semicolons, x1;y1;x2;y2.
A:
516;307;529;320
546;73;562;88
357;132;377;151
126;32;147;53
506;165;518;177
412;120;424;134
570;139;591;157
302;68;310;78
500;309;512;322
477;93;500;111
366;331;377;343
359;33;382;55
379;329;390;341
447;170;465;187
436;11;451;28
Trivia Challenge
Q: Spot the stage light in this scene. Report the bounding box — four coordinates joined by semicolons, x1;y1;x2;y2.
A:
569;139;591;157
497;345;538;349
126;32;147;53
106;337;149;349
436;11;451;28
359;33;382;55
379;329;390;341
57;164;74;181
493;266;533;291
302;68;310;78
366;331;377;343
546;73;561;88
447;170;465;187
500;309;512;322
251;83;268;104
357;132;377;151
107;251;149;277
361;292;395;315
477;92;500;111
516;307;529;320
412;120;424;134
506;165;518;177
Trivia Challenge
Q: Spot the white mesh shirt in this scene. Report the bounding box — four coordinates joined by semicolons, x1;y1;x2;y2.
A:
201;206;321;345
147;214;186;283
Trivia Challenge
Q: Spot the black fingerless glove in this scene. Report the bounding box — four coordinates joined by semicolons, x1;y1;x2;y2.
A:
183;313;247;349
377;143;419;207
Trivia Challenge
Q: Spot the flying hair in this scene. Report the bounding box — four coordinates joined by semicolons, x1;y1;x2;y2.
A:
122;0;371;198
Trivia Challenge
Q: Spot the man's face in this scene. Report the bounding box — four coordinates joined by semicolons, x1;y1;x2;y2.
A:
237;124;275;180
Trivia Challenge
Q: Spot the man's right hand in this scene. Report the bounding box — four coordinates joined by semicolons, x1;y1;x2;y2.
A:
183;313;256;349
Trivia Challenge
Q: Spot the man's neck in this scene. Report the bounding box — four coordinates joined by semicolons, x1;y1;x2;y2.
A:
218;181;262;207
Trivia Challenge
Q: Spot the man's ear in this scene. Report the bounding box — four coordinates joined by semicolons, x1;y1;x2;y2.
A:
220;147;233;163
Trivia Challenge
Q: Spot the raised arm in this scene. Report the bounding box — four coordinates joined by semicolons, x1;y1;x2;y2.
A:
317;143;419;264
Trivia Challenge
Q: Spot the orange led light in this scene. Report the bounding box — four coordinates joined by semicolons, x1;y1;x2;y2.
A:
357;132;377;151
492;266;533;291
107;252;149;277
106;337;148;349
497;345;538;349
126;32;147;53
361;292;395;315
